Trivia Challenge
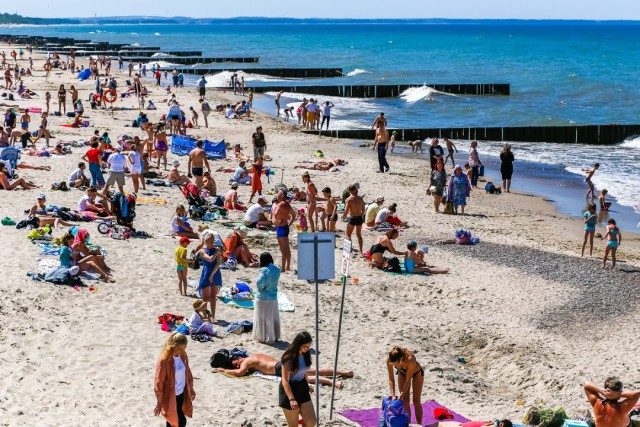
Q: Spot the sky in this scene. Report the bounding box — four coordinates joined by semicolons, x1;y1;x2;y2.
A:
7;0;640;20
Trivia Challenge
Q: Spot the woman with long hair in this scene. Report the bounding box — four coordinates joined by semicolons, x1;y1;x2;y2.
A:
386;346;424;425
154;332;195;427
279;331;316;427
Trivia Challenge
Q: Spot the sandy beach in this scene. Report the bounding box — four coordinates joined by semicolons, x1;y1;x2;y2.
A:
1;45;640;427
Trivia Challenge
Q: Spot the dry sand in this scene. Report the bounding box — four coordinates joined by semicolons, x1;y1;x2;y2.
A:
1;46;640;427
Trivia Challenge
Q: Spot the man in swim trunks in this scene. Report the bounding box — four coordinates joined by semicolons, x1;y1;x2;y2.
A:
272;190;296;272
444;137;458;168
213;353;353;389
342;184;366;254
585;378;640;427
187;139;211;189
372;123;390;173
372;112;387;129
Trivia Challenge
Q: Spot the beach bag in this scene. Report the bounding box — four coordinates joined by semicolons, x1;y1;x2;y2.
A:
381;397;409;427
484;182;501;194
209;349;234;369
523;406;567;427
383;257;402;273
479;164;485;177
443;200;454;215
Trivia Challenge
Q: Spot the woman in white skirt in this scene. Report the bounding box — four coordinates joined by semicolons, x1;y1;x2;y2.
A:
253;252;281;343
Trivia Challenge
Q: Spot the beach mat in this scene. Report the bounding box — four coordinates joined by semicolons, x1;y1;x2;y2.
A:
388;264;430;276
136;197;167;205
218;287;295;312
339;399;469;427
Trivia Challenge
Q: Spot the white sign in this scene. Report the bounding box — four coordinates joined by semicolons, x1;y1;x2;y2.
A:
341;239;352;276
297;232;336;281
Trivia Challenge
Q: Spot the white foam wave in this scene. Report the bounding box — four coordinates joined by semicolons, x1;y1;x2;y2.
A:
151;53;174;58
346;68;371;77
154;33;161;36
400;85;456;103
204;71;297;87
619;135;640;149
272;91;380;117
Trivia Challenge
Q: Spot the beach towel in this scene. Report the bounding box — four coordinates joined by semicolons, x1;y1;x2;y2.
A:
135;197;167;205
218;287;295;312
171;135;226;159
38;259;100;280
340;399;469;427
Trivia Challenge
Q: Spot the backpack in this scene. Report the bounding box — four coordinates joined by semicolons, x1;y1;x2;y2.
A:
209;349;234;369
484;182;501;194
383;257;402;273
381;397;409;427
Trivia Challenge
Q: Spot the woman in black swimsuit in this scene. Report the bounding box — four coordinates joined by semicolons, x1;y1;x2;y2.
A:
370;229;404;269
58;84;66;114
386;346;425;425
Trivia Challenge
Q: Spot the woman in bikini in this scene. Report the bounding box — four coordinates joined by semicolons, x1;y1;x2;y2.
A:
154;124;169;171
386;346;425;425
370;229;405;269
0;162;40;190
32;112;50;147
27;194;74;227
57;84;66;114
301;172;324;233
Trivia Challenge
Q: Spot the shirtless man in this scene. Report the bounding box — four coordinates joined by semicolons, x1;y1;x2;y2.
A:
443;137;458;168
584;378;640;427
272;190;296;272
342;184;366;254
212;353;353;389
187;139;211;188
372;123;390;173
371;112;387;129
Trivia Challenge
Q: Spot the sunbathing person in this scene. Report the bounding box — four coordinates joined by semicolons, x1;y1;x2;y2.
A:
60;232;113;282
78;187;112;217
23;145;66;156
170;205;199;239
291;187;307;202
168;160;191;185
224;182;247;211
202;171;217;196
212;353;353;389
294;161;342;171
223;226;257;267
370;229;405;269
0;163;40;190
72;228;111;274
585;378;640;427
299;159;347;166
17;163;51;171
228;144;251;162
405;241;449;274
27;194;74;227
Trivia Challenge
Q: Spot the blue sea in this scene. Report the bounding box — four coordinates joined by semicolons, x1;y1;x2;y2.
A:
3;20;639;227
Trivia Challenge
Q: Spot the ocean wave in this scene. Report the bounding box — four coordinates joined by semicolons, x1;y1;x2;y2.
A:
400;85;456;103
346;68;371;77
619;135;640;149
203;71;297;87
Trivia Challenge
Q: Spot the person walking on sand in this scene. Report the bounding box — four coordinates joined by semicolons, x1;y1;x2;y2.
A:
154;332;195;427
342;184;366;254
372;112;387;129
279;332;317;427
197;76;207;99
584;378;640;427
581;203;598;257
272;190;296;272
199;99;211;128
583;163;600;200
443;137;458;168
187;139;211;189
175;236;191;296
275;90;284;116
386;346;425;425
601;218;622;269
248;156;264;204
372;123;390;173
429;138;444;171
500;143;515;193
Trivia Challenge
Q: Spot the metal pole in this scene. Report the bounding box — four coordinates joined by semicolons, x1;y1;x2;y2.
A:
314;234;320;424
329;274;347;420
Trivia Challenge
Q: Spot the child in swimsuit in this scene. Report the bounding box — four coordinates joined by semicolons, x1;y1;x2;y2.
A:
583;163;600;199
598;189;612;211
601;218;621;269
581;203;598;257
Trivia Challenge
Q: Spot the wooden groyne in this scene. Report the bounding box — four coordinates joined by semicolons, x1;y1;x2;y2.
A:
168;68;344;78
303;124;640;145
121;56;259;65
252;83;510;97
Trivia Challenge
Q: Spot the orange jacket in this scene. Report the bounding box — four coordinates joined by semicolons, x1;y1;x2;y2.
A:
154;354;195;427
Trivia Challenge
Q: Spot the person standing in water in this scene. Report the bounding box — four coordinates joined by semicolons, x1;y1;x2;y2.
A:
583;163;600;200
275;91;284;116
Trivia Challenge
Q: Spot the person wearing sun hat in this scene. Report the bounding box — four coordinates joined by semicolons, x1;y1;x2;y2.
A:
224;181;247;211
223;226;258;267
27;193;75;228
168;159;191;185
175;236;192;296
